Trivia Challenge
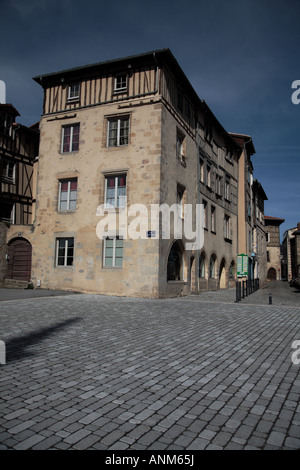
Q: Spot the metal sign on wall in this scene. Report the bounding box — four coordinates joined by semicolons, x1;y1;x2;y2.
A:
237;254;248;277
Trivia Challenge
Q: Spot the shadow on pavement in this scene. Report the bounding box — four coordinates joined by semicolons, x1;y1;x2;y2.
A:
5;317;82;363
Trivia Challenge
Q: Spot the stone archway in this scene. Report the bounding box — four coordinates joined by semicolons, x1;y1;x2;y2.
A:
7;238;32;281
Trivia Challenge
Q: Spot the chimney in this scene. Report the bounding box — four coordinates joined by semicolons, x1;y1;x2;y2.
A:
0;80;6;104
297;222;300;230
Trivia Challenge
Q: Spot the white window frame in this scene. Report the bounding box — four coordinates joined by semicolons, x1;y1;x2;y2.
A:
103;236;123;268
104;174;127;209
107;116;129;147
58;179;77;211
114;74;127;93
67;83;80;101
55;238;74;267
61;124;80;153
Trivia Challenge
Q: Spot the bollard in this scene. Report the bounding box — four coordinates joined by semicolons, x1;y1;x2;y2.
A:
269;294;272;305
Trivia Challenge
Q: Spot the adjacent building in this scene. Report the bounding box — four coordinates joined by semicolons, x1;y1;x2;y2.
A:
1;49;269;296
264;215;285;280
0;95;39;283
281;222;300;282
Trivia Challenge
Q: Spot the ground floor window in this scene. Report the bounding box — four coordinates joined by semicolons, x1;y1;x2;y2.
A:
56;238;74;266
104;236;123;267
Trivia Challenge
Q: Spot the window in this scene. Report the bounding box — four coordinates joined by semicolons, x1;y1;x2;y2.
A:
67;83;80;101
56;238;74;266
58;179;77;211
267;251;270;262
114;74;127;93
104;236;123;267
211;206;216;233
105;174;127;208
224;215;231;240
216;174;222;197
177;184;185;218
225;178;230;201
2;160;15;183
176;130;186;164
203;200;207;229
107;116;129;147
62;124;80;153
200;158;205;183
207;164;211;188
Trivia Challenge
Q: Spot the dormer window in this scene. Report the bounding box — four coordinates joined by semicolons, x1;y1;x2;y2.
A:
67;83;80;101
114;74;127;93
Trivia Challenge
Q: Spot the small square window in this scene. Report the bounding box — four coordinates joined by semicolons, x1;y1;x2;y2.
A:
114;74;127;92
68;83;80;101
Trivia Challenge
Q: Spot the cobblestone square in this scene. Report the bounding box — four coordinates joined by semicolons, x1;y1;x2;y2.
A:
0;282;300;450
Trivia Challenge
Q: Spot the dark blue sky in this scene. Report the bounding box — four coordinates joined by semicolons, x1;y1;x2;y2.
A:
1;0;299;239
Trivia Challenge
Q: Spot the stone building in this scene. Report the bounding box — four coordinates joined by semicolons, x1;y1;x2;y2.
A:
281;222;300;282
252;179;268;284
2;49;244;297
264;215;285;280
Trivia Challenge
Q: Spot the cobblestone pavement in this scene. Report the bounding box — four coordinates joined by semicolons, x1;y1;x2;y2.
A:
0;282;300;450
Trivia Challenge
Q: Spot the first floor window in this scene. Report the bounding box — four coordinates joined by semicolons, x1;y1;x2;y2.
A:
62;124;80;153
224;215;231;240
59;178;77;211
105;174;127;208
104;236;123;267
56;238;74;266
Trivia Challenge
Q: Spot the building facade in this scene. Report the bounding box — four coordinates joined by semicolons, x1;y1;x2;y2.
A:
264;215;285;280
0;98;39;284
281;222;300;283
2;49;268;297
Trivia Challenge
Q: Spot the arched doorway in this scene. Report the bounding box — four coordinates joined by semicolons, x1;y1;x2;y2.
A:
7;238;32;281
219;258;226;289
267;267;276;280
167;240;184;281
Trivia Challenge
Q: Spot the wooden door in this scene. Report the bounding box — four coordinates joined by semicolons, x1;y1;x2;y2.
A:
7;238;32;281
